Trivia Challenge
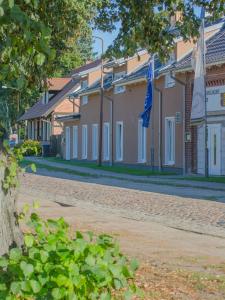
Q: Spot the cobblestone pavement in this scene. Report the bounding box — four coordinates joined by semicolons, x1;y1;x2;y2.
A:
20;169;225;238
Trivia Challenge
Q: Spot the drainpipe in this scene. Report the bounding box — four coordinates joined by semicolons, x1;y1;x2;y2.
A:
154;86;163;172
170;71;186;176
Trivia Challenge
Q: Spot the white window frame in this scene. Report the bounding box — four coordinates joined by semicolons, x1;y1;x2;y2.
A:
82;125;88;159
42;91;49;104
31;121;35;140
72;126;78;159
27;121;31;139
165;72;175;88
46;122;51;141
114;71;126;94
138;119;147;163
116;121;123;161
65;126;71;161
165;117;175;165
103;122;110;161
81;95;88;105
92;124;98;160
81;80;88;89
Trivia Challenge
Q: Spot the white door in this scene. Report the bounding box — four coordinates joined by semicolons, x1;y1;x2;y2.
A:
65;127;71;160
92;124;98;160
103;123;110;161
72;126;78;159
82;125;88;159
208;124;221;175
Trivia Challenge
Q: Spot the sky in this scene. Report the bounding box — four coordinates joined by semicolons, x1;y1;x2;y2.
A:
92;28;119;57
92;5;203;57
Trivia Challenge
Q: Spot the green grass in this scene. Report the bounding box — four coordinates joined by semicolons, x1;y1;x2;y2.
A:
21;160;97;178
180;176;225;184
45;157;176;176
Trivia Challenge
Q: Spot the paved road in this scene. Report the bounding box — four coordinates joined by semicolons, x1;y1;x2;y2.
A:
20;167;225;238
26;157;225;202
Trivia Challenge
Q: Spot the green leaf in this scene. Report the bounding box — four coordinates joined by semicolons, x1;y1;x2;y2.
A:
9;248;22;262
0;283;7;291
33;200;40;209
100;292;111;300
0;7;4;16
124;290;133;300
24;235;34;248
8;0;14;8
10;282;21;294
40;250;49;263
0;257;8;267
52;287;65;299
130;259;139;272
20;261;34;277
21;281;31;292
30;280;41;293
85;255;95;266
35;53;46;66
30;163;36;172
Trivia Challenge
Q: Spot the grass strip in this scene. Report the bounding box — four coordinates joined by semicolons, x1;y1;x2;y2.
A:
21;160;98;178
22;159;225;194
45;157;176;176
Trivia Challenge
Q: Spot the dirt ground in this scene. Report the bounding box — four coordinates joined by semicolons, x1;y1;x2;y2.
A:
19;172;225;299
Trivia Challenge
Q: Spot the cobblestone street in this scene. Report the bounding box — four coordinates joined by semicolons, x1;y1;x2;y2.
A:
18;170;225;299
20;166;225;238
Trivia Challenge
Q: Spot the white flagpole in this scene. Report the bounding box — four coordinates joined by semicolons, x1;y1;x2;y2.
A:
151;54;155;169
202;10;209;177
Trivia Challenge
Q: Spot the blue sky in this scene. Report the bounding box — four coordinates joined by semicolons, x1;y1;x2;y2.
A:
93;6;203;56
92;28;119;57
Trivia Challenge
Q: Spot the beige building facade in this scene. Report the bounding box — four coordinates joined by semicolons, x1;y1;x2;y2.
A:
58;20;225;175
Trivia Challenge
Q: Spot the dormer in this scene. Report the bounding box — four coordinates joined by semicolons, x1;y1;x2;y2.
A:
175;17;224;61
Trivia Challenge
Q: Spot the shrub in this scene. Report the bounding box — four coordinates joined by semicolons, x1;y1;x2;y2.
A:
0;213;140;299
14;140;42;156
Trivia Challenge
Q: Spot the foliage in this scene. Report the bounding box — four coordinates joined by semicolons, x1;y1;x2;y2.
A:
0;211;140;299
15;140;42;157
0;140;37;193
54;34;95;77
0;0;100;132
96;0;225;60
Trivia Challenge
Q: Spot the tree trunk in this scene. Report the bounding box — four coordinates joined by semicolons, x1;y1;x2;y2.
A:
0;148;23;256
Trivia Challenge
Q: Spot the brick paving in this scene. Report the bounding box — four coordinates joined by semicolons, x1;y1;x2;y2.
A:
20;168;225;238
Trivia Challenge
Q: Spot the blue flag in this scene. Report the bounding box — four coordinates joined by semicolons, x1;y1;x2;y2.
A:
141;61;153;128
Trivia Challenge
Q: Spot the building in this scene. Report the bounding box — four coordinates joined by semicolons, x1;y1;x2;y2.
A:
18;60;101;153
44;18;225;176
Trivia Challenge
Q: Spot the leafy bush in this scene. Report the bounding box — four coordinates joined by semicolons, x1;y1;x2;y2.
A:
14;140;42;156
0;212;140;299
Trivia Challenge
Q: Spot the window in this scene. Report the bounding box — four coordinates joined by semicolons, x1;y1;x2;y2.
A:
82;125;88;159
138;119;146;163
81;95;88;105
65;127;71;161
27;121;32;139
103;123;110;161
92;124;98;160
165;73;175;88
31;121;35;139
42;91;49;104
116;121;123;161
73;126;78;159
114;72;126;94
81;80;88;89
165;117;175;165
46;122;51;141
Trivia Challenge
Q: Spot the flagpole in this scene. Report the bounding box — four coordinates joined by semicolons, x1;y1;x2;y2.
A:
202;10;209;177
150;54;155;169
